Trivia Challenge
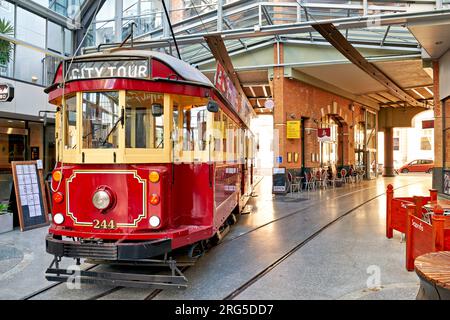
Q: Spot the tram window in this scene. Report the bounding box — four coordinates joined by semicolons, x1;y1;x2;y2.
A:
125;92;165;149
222;115;228;153
64;95;77;149
182;106;207;151
213;112;221;152
226;120;236;162
82;92;120;149
172;105;179;142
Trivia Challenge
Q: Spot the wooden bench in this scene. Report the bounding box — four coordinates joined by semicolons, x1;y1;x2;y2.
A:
414;251;450;300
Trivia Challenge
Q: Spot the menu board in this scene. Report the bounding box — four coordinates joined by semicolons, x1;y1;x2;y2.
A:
273;167;287;194
11;161;49;231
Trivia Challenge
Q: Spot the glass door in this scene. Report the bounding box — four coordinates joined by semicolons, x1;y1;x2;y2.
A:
365;110;378;179
0;120;28;203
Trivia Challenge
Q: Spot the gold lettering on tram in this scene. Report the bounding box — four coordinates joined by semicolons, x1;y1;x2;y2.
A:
93;219;117;230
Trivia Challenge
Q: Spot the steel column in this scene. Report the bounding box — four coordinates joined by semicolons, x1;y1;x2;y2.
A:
217;0;223;31
383;127;395;177
115;0;124;43
74;0;107;51
162;0;171;38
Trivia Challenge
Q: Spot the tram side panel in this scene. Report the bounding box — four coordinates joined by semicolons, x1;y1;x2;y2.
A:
214;163;241;229
171;163;214;228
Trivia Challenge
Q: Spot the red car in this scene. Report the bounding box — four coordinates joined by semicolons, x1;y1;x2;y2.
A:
399;159;434;173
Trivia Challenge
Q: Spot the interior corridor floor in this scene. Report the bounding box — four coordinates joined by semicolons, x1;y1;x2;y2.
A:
0;173;432;300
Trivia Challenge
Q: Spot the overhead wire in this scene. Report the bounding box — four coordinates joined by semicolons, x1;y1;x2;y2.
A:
51;0;103;193
161;0;182;59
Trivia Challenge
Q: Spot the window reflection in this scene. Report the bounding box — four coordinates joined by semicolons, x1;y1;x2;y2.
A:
182;106;207;151
82;92;120;149
125;91;164;149
64;95;77;149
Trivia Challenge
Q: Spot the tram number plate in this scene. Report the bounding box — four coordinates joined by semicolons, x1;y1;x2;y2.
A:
93;219;117;230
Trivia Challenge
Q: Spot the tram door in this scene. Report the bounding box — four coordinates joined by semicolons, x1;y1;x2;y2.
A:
240;129;247;197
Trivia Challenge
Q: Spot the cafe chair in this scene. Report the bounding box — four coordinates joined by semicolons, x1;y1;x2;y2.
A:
288;171;301;195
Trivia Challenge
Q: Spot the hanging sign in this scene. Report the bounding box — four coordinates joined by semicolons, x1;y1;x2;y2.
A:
286;121;301;139
0;83;14;102
422;120;434;129
214;62;238;112
318;128;332;142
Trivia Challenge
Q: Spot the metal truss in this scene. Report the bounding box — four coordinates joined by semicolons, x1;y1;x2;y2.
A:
80;0;450;66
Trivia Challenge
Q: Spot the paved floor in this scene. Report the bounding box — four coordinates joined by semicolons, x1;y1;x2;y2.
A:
0;173;431;300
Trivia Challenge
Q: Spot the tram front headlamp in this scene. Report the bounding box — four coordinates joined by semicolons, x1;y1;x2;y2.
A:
92;190;111;210
53;213;64;225
149;216;161;228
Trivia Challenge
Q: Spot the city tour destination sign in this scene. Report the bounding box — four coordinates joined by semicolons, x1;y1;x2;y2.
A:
66;59;150;81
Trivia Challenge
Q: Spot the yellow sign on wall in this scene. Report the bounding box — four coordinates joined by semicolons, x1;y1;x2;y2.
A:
286;121;301;139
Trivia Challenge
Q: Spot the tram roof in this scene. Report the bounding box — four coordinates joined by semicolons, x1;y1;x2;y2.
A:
73;49;214;88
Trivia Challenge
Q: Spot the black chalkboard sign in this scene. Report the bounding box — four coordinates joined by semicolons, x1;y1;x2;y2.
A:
11;161;49;231
273;167;287;194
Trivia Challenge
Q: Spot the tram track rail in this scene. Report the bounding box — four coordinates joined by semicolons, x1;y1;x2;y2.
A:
20;178;426;300
222;180;426;300
21;264;100;300
217;178;416;247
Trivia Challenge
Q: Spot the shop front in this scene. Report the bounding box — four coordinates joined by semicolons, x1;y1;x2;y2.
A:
319;115;339;167
0;114;55;203
365;110;378;179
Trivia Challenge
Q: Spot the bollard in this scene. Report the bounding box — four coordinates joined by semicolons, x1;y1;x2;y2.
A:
431;212;445;252
413;196;423;218
429;189;438;202
386;184;394;238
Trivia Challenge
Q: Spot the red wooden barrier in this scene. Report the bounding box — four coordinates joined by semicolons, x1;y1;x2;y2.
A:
405;204;450;271
385;185;432;238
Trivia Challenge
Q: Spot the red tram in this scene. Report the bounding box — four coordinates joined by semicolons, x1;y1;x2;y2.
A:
44;50;255;287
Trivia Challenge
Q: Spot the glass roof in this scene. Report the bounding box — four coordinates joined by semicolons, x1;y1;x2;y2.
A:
29;0;88;18
85;0;427;64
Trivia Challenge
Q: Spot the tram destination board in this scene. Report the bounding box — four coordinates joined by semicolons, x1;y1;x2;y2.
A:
11;161;49;231
65;58;150;81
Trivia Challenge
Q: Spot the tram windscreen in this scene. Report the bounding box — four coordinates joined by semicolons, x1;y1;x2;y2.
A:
64;95;77;149
82;92;120;149
125;91;164;149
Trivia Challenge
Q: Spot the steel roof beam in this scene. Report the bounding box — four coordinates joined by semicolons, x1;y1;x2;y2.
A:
74;0;107;51
204;35;253;112
0;32;66;59
312;23;423;107
7;0;78;29
380;25;391;46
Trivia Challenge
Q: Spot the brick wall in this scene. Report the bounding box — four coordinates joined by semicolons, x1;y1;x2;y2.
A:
272;65;366;169
445;99;450;168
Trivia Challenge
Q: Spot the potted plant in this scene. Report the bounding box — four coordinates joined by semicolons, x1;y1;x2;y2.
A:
0;18;14;68
0;203;13;234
